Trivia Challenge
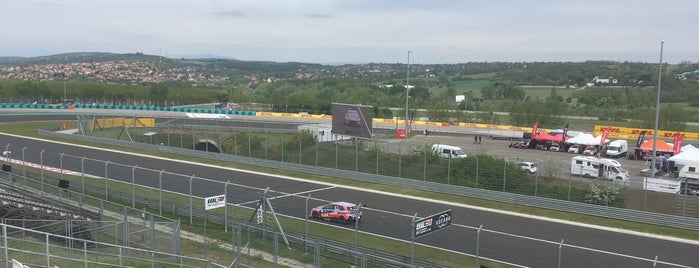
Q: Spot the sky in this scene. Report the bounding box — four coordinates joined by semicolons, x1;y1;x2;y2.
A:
2;0;697;64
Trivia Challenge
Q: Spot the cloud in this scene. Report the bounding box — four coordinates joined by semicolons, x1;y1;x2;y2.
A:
213;10;245;17
0;0;697;64
305;13;333;19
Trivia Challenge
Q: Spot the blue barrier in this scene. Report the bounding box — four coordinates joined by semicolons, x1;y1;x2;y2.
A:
0;103;257;116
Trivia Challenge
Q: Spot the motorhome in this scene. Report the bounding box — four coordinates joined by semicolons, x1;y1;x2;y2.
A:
432;144;467;159
606;140;629;158
679;162;699;181
570;156;630;183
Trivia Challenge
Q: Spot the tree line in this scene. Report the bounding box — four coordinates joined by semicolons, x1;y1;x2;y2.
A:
1;60;698;130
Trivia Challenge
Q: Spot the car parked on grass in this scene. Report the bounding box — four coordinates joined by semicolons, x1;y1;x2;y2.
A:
516;161;538;174
310;201;363;223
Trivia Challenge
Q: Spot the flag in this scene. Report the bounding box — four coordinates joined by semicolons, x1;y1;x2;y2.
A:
561;123;569;143
600;127;611;146
531;121;539;139
673;132;683;155
635;130;647;148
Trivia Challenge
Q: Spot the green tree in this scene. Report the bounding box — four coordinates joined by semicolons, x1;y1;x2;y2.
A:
584;180;621;206
509;101;562;128
635;106;689;131
149;83;169;104
14;81;50;100
480;82;524;101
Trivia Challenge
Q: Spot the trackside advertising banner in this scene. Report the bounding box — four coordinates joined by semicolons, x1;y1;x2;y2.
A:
205;194;226;210
673;133;684;155
414;210;452;238
600;127;611;146
595;125;699;141
636;130;647;148
531;121;539;139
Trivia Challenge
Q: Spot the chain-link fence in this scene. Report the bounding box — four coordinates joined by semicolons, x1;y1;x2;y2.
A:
0;167;182;259
63;116;699;219
0;222;215;268
1;144;696;267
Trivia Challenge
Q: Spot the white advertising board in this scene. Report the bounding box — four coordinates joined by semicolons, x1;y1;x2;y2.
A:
205;194;226;210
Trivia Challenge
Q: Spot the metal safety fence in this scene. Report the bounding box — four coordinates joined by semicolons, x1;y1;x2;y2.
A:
0;168;182;258
37;119;699;226
1;143;695;267
0;222;215;268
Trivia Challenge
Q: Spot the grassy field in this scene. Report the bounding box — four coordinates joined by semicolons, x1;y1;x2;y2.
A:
519;85;578;99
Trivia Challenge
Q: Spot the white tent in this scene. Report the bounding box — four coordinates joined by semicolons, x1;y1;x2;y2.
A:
669;148;699;166
681;144;698;152
564;133;598;145
595;135;611;145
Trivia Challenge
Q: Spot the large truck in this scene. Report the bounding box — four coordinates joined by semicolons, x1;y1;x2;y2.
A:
570;156;630;184
643;162;699;195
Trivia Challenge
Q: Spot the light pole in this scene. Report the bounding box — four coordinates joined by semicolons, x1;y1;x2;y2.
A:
354;202;364;251
425;68;429;87
405;51;412;137
3;149;11;184
650;40;665;178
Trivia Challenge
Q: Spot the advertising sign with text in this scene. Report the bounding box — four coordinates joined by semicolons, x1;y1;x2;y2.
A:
414;210;452;238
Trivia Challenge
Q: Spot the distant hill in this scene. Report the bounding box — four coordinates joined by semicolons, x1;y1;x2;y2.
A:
0;52;327;73
176;53;236;60
0;52;163;65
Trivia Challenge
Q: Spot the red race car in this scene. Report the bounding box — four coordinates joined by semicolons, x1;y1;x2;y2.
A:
310;201;363;223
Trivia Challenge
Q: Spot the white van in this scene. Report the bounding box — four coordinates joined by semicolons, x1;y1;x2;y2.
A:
606;140;628;158
432;144;467;158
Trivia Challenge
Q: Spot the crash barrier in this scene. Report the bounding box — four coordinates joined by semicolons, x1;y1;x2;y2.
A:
0;103;256;116
6;101;699;141
88;117;156;129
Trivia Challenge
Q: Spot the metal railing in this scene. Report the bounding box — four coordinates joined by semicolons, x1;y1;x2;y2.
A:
0;222;217;268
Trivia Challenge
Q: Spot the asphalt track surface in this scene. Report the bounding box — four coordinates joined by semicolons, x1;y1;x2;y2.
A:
1;110;698;267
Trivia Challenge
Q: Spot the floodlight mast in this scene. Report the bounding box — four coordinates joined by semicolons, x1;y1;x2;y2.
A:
650;40;664;178
405;51;412;137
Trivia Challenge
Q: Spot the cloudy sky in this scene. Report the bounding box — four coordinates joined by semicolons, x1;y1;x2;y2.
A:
2;0;696;64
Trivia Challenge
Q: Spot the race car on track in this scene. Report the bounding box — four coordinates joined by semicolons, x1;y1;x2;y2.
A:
310;201;363;223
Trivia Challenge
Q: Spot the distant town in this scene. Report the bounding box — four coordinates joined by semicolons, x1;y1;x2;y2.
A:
0;60;230;85
0;52;697;90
